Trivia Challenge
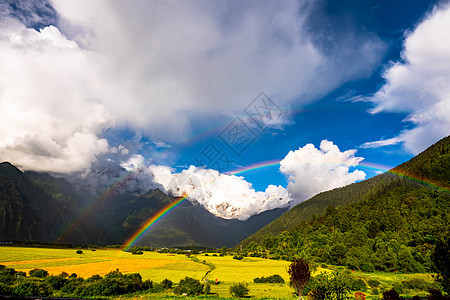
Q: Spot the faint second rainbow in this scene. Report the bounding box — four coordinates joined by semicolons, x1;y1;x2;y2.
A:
123;193;188;252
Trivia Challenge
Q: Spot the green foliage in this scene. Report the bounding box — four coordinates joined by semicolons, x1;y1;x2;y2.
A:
160;278;173;289
204;283;211;294
12;280;52;297
305;271;351;300
431;237;450;293
229;282;249;298
76;250;83;254
233;255;244;260
367;279;380;288
382;289;401;300
253;274;285;283
240;137;450;275
29;268;49;278
350;278;367;291
173;277;204;296
45;275;68;290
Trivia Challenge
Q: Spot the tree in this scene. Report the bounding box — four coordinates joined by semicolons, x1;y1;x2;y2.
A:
287;258;311;299
431;238;450;294
29;268;49;278
229;282;249;297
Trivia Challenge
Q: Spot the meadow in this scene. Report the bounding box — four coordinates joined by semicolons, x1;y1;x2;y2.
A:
0;246;436;299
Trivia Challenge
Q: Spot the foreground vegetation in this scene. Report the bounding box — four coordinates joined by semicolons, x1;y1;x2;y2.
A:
0;246;447;299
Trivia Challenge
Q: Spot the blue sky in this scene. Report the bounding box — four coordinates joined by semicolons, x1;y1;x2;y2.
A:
1;0;449;219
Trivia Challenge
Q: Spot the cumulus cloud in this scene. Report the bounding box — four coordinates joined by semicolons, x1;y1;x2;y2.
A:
0;18;114;173
0;0;385;173
148;165;290;221
280;140;366;205
366;3;450;154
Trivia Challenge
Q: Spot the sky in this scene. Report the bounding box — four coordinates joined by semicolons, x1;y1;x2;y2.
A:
0;0;449;220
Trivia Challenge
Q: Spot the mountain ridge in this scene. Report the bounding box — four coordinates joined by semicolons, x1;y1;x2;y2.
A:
239;135;450;247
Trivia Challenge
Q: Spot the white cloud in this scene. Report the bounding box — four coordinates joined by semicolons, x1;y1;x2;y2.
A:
367;3;450;154
360;137;402;149
148;164;290;221
279;140;366;205
0;0;385;173
0;19;113;173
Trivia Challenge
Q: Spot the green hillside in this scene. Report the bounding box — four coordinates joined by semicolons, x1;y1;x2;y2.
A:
240;135;450;247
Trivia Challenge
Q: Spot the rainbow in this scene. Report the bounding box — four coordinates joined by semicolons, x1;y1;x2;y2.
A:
123;193;189;251
119;157;447;250
54;171;137;243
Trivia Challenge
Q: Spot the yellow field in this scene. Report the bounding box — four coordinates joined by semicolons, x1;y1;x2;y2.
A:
0;246;297;298
1;246;433;299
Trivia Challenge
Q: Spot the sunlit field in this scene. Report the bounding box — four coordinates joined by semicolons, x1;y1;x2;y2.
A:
0;246;436;299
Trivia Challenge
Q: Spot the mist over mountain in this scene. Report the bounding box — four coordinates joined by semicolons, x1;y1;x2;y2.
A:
0;162;286;247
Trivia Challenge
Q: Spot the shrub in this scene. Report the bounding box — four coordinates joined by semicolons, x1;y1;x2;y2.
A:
303;271;351;300
204;283;211;294
351;278;368;291
367;279;381;288
69;273;77;278
76;250;83;254
161;278;172;289
174;277;204;296
29;268;49;278
360;263;375;273
253;274;285;283
371;288;379;295
233;255;244;260
401;278;430;291
45;275;68;290
132;250;143;255
382;289;402;300
355;291;366;300
13;281;52;297
230;282;249;298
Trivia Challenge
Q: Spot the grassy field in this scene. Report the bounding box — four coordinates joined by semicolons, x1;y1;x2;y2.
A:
0;246;436;299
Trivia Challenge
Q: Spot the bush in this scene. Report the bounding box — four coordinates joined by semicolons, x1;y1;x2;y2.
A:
174;277;204;296
367;279;381;288
253;274;285;283
303;271;350;300
161;278;172;289
401;278;430;291
76;250;83;254
204;283;211;294
29;268;49;278
382;289;402;300
233;255;244;260
355;291;366;300
13;281;52;297
45;275;68;290
371;288;379;295
230;282;249;298
360;263;375;273
351;278;367;291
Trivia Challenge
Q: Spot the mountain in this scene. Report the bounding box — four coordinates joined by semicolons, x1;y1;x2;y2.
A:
0;162;110;244
132;196;287;248
86;188;287;248
236;136;449;273
0;163;285;247
240;135;450;247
